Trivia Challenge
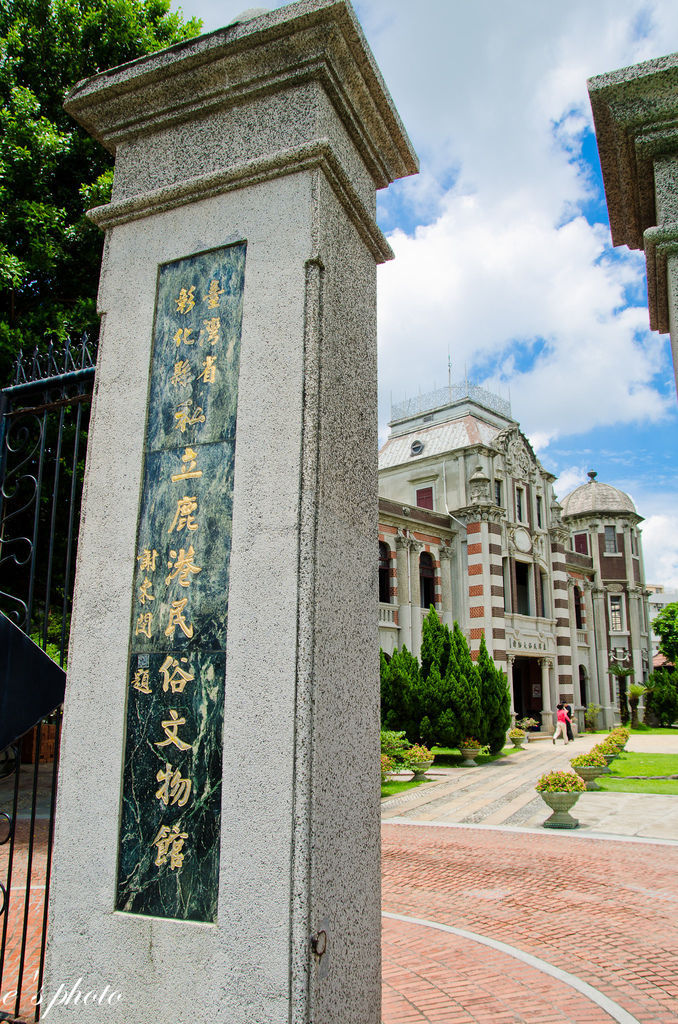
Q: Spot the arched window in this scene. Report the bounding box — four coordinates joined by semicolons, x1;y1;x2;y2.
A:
579;665;587;707
573;586;583;630
419;551;435;609
379;542;391;604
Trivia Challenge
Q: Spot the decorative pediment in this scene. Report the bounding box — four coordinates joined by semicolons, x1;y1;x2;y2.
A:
495;426;538;482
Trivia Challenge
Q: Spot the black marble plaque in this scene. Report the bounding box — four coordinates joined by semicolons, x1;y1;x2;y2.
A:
116;243;246;922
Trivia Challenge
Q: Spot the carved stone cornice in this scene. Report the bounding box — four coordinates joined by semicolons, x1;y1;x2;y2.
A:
455;505;506;525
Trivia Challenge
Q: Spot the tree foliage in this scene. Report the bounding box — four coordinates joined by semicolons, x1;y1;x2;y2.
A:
0;0;201;382
476;635;511;753
651;602;678;667
380;612;504;750
645;668;678;727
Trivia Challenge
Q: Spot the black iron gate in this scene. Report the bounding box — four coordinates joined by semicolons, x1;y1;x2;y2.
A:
0;335;96;1021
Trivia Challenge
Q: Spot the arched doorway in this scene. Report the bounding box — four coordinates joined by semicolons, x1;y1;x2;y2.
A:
579;665;587;707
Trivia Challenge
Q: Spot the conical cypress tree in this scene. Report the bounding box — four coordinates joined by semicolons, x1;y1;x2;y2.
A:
448;623;482;745
420;607;452;681
477;635;511;753
380;646;420;737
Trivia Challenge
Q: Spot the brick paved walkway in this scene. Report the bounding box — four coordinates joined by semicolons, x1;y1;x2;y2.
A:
382;823;678;1024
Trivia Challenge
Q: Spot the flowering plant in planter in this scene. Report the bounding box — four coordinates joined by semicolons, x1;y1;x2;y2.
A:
402;744;433;768
570;751;607;768
517;717;539;731
461;737;482;749
536;770;586;793
596;739;622;755
381;754;394;781
508;728;526;739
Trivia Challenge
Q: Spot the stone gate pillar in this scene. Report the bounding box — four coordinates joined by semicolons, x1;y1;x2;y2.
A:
44;4;417;1023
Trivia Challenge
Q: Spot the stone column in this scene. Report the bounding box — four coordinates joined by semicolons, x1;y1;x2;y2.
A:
549;515;572;701
438;542;453;628
395;531;413;651
593;586;614;727
540;658;555;733
409;538;424;655
506;653;516;723
45;6;417;1024
589;56;678;393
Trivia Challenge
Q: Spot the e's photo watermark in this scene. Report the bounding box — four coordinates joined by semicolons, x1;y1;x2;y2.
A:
1;972;122;1018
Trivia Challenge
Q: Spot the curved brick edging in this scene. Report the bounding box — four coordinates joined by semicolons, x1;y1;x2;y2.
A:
383;912;640;1024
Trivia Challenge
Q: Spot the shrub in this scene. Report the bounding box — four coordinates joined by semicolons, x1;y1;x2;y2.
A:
570;751;607;768
380;753;394;780
380;730;410;766
536;771;586;793
584;703;601;732
645;669;678;727
476;635;511;753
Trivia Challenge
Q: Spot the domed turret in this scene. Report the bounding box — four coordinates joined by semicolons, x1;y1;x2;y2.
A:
561;470;638;519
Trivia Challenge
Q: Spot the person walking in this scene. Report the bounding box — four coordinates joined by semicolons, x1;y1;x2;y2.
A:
552;703;571;744
565;703;574;742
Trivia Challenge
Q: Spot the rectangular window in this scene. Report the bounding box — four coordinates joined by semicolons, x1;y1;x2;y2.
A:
536;496;543;529
416;486;433;510
604;525;617;553
495;480;502;506
516;487;524;522
539;571;548;618
515;561;530;616
610;595;623;632
631;532;638;556
574;533;588;555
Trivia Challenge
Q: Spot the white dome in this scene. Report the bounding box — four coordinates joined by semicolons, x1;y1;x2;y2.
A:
561;477;637;517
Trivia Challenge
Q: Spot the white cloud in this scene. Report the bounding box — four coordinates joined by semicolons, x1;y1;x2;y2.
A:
641;515;678;589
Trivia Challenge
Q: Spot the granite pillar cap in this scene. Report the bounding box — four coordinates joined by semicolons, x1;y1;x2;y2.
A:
588;52;678;251
64;0;418;190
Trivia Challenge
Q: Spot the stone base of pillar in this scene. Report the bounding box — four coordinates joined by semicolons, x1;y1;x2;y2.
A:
541;710;555;733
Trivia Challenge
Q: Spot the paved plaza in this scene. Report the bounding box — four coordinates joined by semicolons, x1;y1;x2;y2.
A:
382;732;678;1023
1;734;677;1022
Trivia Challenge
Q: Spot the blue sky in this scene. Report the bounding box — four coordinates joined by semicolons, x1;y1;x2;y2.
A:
175;0;678;588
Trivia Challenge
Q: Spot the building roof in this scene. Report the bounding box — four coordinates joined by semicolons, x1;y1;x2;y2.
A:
378;414;501;470
560;477;637;517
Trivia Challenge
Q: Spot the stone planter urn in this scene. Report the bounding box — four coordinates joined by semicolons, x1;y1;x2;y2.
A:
459;745;481;767
509;734;526;749
410;760;433;781
573;765;605;791
540;791;581;829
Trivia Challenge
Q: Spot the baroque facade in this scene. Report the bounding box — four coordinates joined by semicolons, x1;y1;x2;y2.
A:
378;386;650;730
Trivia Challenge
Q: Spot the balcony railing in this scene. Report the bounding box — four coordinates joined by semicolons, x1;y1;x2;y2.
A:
379;603;398;626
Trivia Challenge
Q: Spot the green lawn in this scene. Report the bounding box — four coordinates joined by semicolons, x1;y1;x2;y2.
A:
589;726;678;735
596;751;678;796
381;777;431;799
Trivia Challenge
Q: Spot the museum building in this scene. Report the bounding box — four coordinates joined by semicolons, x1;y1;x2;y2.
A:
377;385;651;730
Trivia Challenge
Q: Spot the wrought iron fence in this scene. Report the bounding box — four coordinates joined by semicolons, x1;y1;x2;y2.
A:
0;335;96;1021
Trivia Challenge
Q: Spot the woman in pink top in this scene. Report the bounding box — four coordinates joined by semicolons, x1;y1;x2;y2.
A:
552;703;571;744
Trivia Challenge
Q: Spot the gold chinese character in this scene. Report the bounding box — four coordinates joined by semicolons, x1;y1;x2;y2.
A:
174;399;205;433
198;355;217;384
203;280;224;309
174;327;195;347
170;360;192;388
171;446;202;483
168;496;199;533
152;824;189;870
131;669;151;694
175;285;196;314
202;317;221;346
166;546;202;587
155;708;192;751
135;612;153;638
155;763;192;808
137;549;159;573
165;598;194;639
159;655;195;694
138;577;155;605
